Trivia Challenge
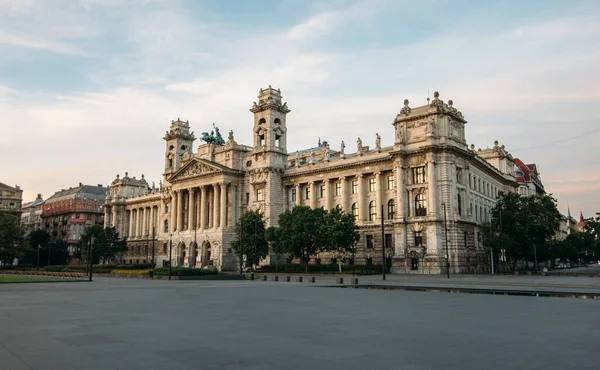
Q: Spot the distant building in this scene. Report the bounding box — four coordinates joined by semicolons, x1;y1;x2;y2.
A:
21;194;45;236
41;183;106;264
0;182;23;216
105;87;520;274
513;158;545;196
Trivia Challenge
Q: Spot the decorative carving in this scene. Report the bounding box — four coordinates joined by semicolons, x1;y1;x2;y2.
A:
429;91;443;108
427;118;436;135
174;161;218;181
400;99;411;115
375;133;381;151
340;141;345;154
356;137;363;154
228;130;234;142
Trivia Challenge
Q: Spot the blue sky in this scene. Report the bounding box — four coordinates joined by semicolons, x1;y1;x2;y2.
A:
1;0;599;217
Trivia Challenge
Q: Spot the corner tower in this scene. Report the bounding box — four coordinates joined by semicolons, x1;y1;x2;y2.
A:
163;119;195;181
247;86;290;226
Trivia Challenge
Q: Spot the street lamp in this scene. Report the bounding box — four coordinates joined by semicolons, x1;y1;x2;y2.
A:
150;227;155;279
442;203;450;279
169;228;175;280
36;244;41;271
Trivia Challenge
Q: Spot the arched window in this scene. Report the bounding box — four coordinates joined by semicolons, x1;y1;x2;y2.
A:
457;194;462;216
274;118;281;125
335;204;342;211
351;203;359;221
258;118;266;125
369;201;377;221
387;199;395;220
475;205;478;221
415;193;427;216
164;219;169;233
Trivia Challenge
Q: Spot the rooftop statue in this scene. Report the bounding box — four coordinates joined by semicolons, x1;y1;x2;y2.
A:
201;123;225;145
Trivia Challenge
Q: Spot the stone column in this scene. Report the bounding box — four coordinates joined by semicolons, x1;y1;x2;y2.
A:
170;191;177;233
149;206;155;236
128;210;134;237
177;190;184;231
112;209;117;228
200;186;207;230
397;165;406;219
376;172;383;221
428;160;438;215
340;177;348;211
188;188;195;231
231;184;237;227
309;182;317;209
465;168;472;217
295;184;301;206
142;207;148;236
212;184;218;228
325;179;332;211
357;175;366;222
196;188;201;230
220;183;227;228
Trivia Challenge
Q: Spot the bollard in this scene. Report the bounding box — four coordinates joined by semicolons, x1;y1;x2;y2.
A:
350;277;359;285
310;276;316;283
286;276;291;282
296;276;303;283
263;275;268;281
273;275;279;282
336;277;344;284
251;272;255;281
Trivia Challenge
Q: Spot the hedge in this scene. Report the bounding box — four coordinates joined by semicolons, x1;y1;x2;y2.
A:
152;267;220;276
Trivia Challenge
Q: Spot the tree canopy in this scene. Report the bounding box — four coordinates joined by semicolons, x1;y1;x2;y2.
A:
76;225;127;264
231;210;268;270
0;212;26;266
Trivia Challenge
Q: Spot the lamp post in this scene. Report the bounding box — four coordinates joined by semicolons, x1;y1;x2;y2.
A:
88;236;94;282
169;229;174;280
239;216;244;275
442;203;450;279
380;204;386;281
150;227;155;279
36;244;41;271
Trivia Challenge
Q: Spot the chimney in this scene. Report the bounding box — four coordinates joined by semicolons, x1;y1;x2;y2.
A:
79;182;83;187
98;184;102;187
37;194;42;199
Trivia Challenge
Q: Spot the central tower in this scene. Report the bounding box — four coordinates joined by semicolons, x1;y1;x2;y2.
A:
248;86;290;226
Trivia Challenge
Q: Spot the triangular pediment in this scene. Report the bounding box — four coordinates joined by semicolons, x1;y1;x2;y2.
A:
169;158;224;182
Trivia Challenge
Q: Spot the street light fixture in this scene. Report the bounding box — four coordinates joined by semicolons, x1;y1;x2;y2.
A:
169;228;175;280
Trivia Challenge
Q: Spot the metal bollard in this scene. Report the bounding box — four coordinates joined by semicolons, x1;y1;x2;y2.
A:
273;275;279;282
296;276;303;283
286;276;291;282
251;272;255;281
336;277;344;284
351;277;359;285
263;275;268;281
310;277;316;283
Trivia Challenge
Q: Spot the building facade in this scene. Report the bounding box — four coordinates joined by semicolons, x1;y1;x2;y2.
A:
0;182;23;216
42;183;106;264
105;87;519;274
514;158;545;196
21;194;44;236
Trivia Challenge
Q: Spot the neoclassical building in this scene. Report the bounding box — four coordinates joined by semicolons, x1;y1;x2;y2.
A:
104;87;518;274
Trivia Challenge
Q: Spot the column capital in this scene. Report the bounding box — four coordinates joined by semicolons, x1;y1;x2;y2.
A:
355;174;364;179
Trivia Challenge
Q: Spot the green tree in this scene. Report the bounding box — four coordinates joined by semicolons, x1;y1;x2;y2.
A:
277;206;327;273
265;226;285;273
77;225;127;264
231;210;268;271
322;207;359;272
488;192;561;271
583;213;600;259
0;212;26;266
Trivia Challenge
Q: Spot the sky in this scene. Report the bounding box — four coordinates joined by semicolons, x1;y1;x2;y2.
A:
1;0;599;217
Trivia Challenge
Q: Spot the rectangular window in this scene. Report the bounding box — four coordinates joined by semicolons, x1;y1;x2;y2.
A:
463;231;468;249
320;183;325;198
305;186;310;200
412;167;425;184
75;213;80;219
290;188;296;202
369;178;376;192
456;167;463;184
351;180;358;194
387;175;394;190
414;231;423;247
385;233;393;249
335;182;342;196
256;188;264;201
366;234;374;249
366;257;373;266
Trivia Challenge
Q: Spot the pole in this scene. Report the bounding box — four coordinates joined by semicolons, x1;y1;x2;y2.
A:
381;204;386;281
36;244;41;271
48;244;51;266
490;220;494;275
254;219;257;272
443;203;450;279
239;217;244;275
151;227;155;280
88;237;94;282
169;233;173;280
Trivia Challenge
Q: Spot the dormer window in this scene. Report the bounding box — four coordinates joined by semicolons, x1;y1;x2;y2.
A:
181;145;186;150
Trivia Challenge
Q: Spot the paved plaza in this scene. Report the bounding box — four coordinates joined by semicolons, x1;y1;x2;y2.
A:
1;278;599;370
